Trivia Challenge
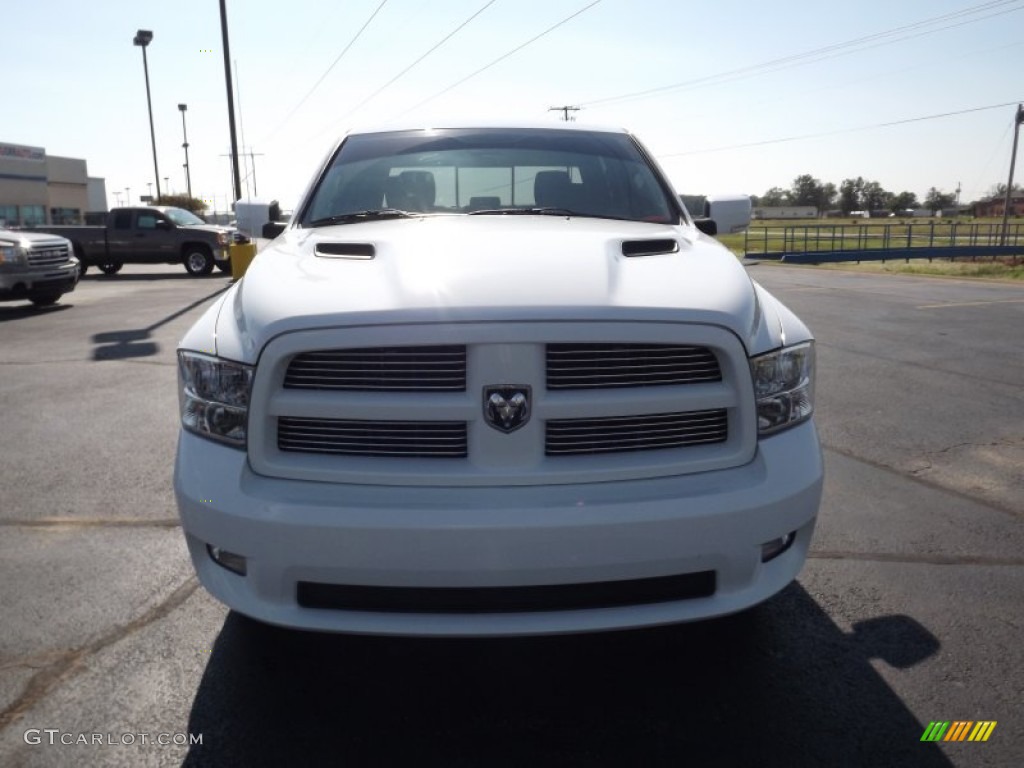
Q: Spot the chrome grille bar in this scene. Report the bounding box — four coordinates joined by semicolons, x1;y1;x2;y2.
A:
278;417;467;458
285;345;466;391
27;245;70;268
547;344;721;389
546;409;727;456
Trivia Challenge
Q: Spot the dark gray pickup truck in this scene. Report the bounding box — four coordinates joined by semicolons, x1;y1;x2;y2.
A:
32;206;236;276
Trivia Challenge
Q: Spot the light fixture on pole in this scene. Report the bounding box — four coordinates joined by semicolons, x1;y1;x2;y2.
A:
178;103;193;199
133;29;162;201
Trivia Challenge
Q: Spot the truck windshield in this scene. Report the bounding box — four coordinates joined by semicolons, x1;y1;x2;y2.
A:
301;128;677;226
164;208;206;226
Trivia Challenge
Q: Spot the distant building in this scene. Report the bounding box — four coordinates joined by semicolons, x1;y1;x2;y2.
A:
0;141;107;226
974;195;1024;218
752;206;818;219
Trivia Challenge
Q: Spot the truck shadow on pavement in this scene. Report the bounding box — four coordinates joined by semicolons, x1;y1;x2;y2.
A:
0;303;72;322
183;583;951;767
91;286;230;360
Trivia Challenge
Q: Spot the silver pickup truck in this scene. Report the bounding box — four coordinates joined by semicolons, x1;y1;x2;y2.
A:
0;229;80;307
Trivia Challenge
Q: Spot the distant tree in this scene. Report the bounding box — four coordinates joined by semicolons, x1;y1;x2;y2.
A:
759;186;790;207
155;194;208;215
789;174;824;207
817;182;837;212
924;187;956;213
861;180;891;212
987;182;1022;198
890;191;919;212
838;177;864;213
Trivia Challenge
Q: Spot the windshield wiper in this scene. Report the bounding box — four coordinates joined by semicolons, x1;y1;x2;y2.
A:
467;207;635;221
468;207;577;217
307;209;415;227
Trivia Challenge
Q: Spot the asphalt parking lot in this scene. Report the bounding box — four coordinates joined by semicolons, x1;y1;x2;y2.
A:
1;262;1022;767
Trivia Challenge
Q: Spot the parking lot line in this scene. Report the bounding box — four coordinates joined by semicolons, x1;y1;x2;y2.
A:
915;297;1024;309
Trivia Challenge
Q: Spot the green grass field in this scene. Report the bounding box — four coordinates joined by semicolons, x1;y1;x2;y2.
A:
716;218;1024;280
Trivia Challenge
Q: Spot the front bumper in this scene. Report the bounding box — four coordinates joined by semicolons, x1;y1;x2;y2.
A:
174;420;823;636
0;262;79;299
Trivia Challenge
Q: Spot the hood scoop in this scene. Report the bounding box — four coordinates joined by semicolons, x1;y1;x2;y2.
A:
315;242;376;260
621;239;679;257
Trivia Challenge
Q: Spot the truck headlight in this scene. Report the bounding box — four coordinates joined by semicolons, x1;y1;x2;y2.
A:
178;351;254;447
750;342;814;435
0;244;27;266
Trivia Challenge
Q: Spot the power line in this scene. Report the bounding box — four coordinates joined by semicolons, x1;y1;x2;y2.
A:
337;0;498;124
266;0;389;140
658;99;1024;158
581;0;1023;108
393;0;603;120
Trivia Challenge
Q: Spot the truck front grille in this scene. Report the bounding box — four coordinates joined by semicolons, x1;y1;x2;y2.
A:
27;244;70;268
546;409;728;456
278;417;468;458
253;323;754;485
284;345;466;391
546;343;721;389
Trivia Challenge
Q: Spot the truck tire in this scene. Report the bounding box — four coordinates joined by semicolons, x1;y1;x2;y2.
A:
98;262;123;275
29;292;62;307
184;246;215;276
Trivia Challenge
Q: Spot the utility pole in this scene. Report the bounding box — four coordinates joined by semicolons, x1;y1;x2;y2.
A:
248;148;265;197
219;0;242;204
548;105;580;122
221;147;264;198
1000;103;1023;246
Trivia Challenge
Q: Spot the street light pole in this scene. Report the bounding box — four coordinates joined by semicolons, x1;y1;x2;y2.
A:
133;29;162;201
178;103;193;199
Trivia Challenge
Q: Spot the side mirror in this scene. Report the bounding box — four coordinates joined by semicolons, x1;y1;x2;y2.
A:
155;219;172;230
262;221;287;238
694;218;718;236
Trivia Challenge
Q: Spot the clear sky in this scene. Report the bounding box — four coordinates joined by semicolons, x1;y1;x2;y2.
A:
4;0;1022;212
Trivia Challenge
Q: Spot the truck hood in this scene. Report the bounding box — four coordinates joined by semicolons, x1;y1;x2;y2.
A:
214;216;770;360
0;228;70;247
187;223;233;235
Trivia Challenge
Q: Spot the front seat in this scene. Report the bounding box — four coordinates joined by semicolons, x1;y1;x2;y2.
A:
533;170;577;210
386;170;436;212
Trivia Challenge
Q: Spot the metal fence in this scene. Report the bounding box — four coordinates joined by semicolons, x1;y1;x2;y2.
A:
744;222;1024;263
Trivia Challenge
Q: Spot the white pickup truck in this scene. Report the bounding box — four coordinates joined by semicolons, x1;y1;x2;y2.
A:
173;122;822;636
